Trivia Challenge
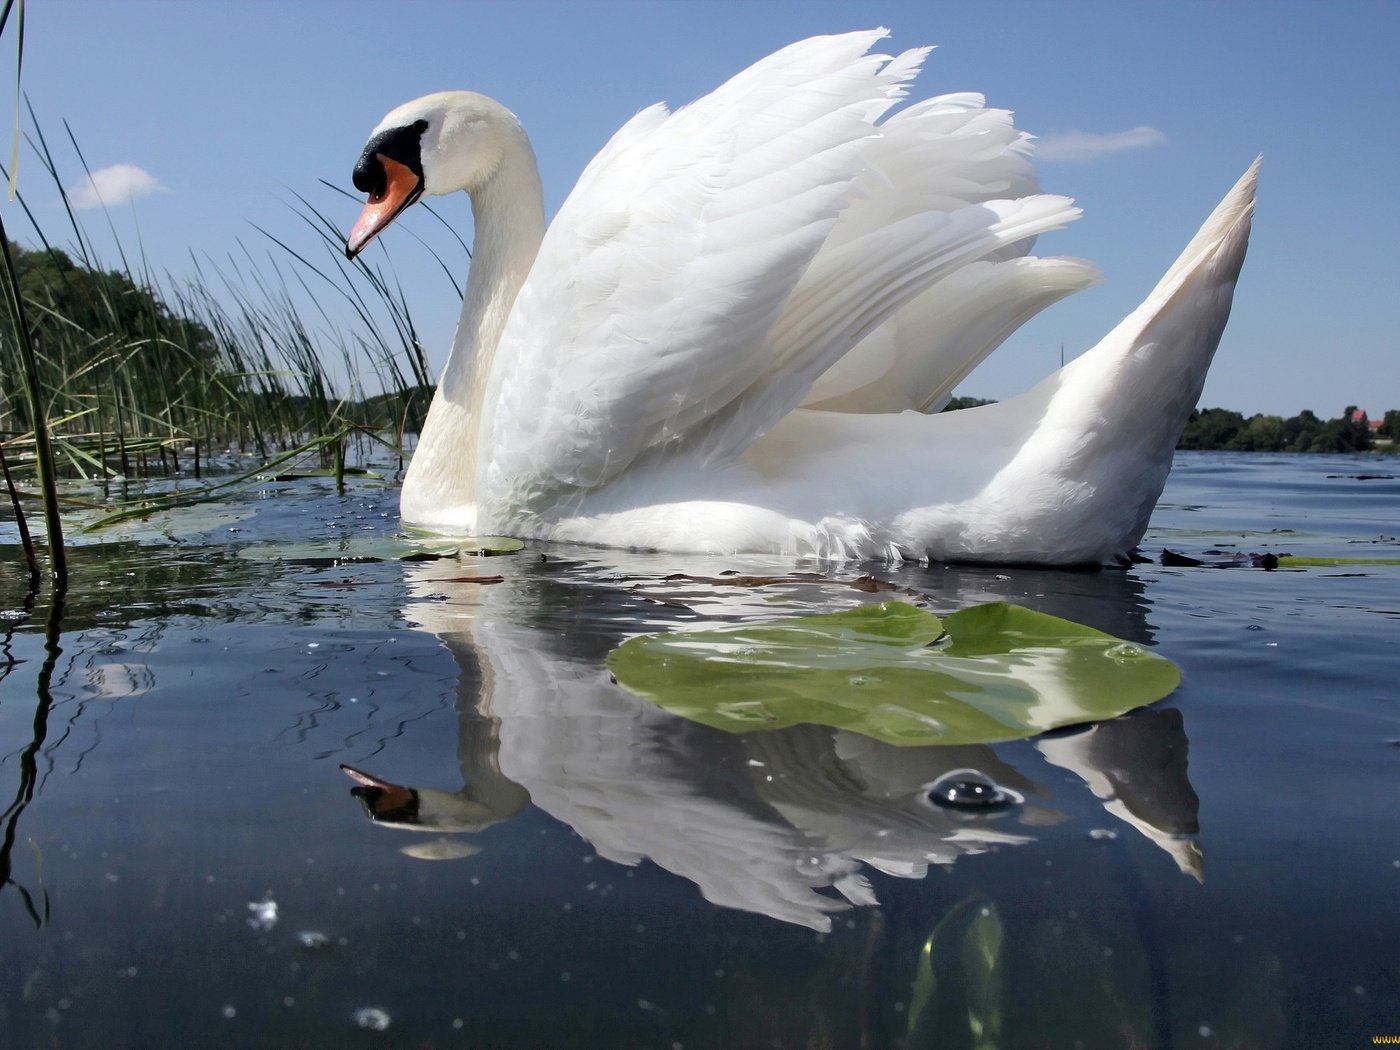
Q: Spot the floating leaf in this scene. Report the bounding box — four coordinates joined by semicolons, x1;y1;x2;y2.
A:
456;536;524;556
237;534;522;564
1277;554;1400;567
270;467;382;481
237;538;461;564
400;526;525;556
607;601;1180;746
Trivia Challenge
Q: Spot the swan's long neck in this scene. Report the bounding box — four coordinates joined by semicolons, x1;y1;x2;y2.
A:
401;130;545;530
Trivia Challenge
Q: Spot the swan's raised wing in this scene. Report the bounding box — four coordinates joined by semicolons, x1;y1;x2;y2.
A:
478;30;923;515
799;92;1098;415
480;38;1088;516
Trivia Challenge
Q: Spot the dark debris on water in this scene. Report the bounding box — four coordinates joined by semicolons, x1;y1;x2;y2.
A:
1160;549;1284;570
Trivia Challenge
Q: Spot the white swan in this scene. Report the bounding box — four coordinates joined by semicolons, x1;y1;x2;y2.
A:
345;29;1256;565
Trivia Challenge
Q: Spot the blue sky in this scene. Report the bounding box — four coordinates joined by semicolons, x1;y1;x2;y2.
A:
12;0;1400;417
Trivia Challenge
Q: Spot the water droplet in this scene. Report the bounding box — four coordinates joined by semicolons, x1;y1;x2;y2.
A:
296;930;329;949
221;1005;236;1020
927;769;1017;810
1104;642;1147;661
353;1007;391;1031
873;704;945;737
716;700;776;722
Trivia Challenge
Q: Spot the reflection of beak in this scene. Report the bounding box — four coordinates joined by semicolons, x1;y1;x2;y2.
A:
345;154;423;259
341;763;420;824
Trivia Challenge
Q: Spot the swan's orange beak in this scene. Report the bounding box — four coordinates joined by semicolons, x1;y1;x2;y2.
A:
346;154;423;259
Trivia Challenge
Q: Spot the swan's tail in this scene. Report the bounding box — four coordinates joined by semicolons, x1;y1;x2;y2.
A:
891;160;1258;564
1050;156;1259;471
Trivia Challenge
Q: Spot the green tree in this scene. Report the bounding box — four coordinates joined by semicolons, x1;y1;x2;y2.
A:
1178;407;1245;449
1382;410;1400;441
1298;407;1370;453
1228;414;1286;451
7;244;216;358
1284;409;1323;452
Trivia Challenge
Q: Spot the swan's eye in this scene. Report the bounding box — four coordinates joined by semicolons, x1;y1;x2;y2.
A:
352;155;386;200
353;118;429;200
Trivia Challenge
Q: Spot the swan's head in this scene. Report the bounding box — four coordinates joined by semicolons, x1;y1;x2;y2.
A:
346;91;522;259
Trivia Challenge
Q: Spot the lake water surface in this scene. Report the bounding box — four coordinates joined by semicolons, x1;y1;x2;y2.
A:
1;451;1397;1048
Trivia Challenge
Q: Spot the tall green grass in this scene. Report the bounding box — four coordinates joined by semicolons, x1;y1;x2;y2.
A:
0;110;454;510
0;0;63;589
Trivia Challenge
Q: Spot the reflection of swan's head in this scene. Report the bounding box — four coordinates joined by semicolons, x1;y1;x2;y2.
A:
347;91;524;257
341;763;528;834
343;764;422;826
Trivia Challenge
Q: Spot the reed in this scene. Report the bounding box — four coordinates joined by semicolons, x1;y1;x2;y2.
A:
0;102;459;521
0;207;66;581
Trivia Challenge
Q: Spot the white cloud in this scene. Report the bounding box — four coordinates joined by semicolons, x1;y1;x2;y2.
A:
68;163;168;209
1035;126;1167;163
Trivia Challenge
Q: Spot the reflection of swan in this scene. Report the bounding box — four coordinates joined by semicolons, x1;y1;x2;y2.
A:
340;558;1202;929
1038;707;1203;880
346;30;1256;564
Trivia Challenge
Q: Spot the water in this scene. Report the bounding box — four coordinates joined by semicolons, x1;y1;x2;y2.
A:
0;451;1396;1048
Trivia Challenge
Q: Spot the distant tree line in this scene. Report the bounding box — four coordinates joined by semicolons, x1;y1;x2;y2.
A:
1177;406;1398;453
942;397;1398;453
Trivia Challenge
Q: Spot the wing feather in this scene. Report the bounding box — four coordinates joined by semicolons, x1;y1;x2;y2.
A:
480;31;916;510
477;30;1091;521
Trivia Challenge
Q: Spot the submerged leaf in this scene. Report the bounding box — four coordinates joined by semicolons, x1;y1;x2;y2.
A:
906;894;1005;1047
399;838;482;861
607;601;1180;746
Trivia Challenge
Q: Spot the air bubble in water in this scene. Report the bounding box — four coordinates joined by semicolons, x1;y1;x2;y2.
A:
927;769;1018;810
245;898;278;931
1104;642;1147;660
353;1007;391;1031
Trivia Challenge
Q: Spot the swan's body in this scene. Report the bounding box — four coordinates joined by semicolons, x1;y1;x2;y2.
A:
347;29;1256;565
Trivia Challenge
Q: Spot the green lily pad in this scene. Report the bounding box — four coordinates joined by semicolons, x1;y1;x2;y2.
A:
456;536;525;556
269;467;383;481
237;537;462;564
607;601;1180;746
1278;554;1400;567
399;527;526;556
